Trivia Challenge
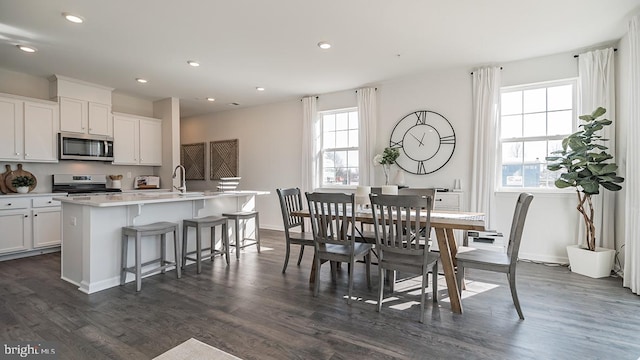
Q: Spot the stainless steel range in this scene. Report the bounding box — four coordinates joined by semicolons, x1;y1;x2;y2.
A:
52;174;122;195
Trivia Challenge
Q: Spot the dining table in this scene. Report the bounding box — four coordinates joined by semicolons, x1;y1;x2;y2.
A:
291;208;485;314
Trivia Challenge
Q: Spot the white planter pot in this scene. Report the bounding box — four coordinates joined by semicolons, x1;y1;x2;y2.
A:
16;186;29;194
566;244;615;278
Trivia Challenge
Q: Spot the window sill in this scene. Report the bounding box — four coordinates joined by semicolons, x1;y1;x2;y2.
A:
495;188;576;198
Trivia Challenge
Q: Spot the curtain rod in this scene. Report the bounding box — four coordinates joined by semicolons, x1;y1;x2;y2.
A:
355;87;378;93
300;96;319;102
573;48;617;58
470;67;503;75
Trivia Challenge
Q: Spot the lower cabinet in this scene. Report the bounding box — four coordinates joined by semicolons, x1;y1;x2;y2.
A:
33;207;61;248
0;194;61;260
0;208;30;254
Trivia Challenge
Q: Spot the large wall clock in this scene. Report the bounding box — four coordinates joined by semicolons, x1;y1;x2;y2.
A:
389;110;456;175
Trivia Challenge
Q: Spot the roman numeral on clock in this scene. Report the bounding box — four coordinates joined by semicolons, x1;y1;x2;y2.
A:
417;161;426;174
440;135;455;144
390;140;403;148
415;111;427;125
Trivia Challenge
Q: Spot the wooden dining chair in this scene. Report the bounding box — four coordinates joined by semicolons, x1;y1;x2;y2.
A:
276;188;315;273
305;192;372;304
369;193;439;323
455;193;534;320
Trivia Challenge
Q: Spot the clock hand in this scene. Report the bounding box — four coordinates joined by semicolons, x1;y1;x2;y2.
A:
409;133;423;146
419;133;426;147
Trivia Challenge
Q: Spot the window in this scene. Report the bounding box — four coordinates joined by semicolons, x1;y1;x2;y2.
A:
319;108;359;187
499;79;576;189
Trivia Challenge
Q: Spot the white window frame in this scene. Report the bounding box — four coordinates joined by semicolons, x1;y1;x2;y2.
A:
497;78;578;193
318;107;359;189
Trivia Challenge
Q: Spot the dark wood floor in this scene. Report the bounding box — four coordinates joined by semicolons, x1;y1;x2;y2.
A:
1;229;639;359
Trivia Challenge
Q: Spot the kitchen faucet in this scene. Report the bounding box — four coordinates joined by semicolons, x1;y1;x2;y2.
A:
172;165;186;193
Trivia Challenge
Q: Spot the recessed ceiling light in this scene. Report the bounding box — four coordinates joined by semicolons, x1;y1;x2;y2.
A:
317;41;331;50
206;97;215;102
187;60;200;67
16;45;37;53
256;87;265;91
136;78;148;84
62;12;84;24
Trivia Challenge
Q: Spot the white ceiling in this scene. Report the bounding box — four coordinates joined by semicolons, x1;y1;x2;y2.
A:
1;0;639;118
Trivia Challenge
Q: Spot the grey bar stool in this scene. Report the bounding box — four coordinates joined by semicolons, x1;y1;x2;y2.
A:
182;215;230;273
221;211;260;260
120;221;181;291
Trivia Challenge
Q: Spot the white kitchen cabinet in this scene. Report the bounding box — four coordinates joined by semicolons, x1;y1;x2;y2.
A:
24;101;59;161
139;118;162;165
0;96;22;161
33;207;61;248
0;194;62;261
59;96;112;136
112;112;162;166
0;94;59;162
0;198;30;255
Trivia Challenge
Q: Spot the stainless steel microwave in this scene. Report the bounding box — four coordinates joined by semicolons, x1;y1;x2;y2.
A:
59;132;114;161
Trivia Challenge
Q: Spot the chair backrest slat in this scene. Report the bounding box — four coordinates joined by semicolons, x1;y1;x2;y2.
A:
305;192;356;249
506;193;534;263
276;188;306;234
370;194;433;256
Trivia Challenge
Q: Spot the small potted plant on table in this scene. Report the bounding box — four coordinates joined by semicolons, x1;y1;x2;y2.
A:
546;107;624;278
12;176;35;194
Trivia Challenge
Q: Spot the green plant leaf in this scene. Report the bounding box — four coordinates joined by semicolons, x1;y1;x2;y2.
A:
592;107;606;118
601;182;622;191
555;179;573;188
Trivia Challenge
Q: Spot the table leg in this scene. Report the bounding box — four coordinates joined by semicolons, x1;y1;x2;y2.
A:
446;228;458;267
435;227;462;314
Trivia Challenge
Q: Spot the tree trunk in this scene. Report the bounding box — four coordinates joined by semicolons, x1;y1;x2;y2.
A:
576;190;597;251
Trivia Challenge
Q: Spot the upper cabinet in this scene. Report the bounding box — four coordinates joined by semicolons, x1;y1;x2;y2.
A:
59;97;112;136
49;75;113;136
112;112;162;166
0;94;59;163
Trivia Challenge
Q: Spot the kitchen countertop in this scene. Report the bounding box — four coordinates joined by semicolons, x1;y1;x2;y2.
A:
54;190;269;207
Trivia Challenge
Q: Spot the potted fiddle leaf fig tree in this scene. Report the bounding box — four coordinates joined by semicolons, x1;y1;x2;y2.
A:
545;107;624;278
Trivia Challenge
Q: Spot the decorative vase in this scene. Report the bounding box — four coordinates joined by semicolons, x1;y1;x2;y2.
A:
566;244;615;278
383;164;390;185
17;186;29;194
393;169;405;186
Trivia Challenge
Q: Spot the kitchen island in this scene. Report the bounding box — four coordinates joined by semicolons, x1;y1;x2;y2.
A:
57;191;268;294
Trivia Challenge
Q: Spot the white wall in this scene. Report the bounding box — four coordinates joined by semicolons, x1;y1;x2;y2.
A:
180;51;601;263
181;100;303;228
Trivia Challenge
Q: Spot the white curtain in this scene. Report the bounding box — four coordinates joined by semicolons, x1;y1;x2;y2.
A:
577;48;616;250
357;88;377;186
301;96;318;195
470;67;501;229
624;15;640;294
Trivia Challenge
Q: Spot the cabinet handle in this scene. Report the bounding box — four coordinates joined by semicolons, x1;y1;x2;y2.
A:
15;152;20;156
48;201;52;203
34;214;38;217
24;215;28;218
7;203;11;206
